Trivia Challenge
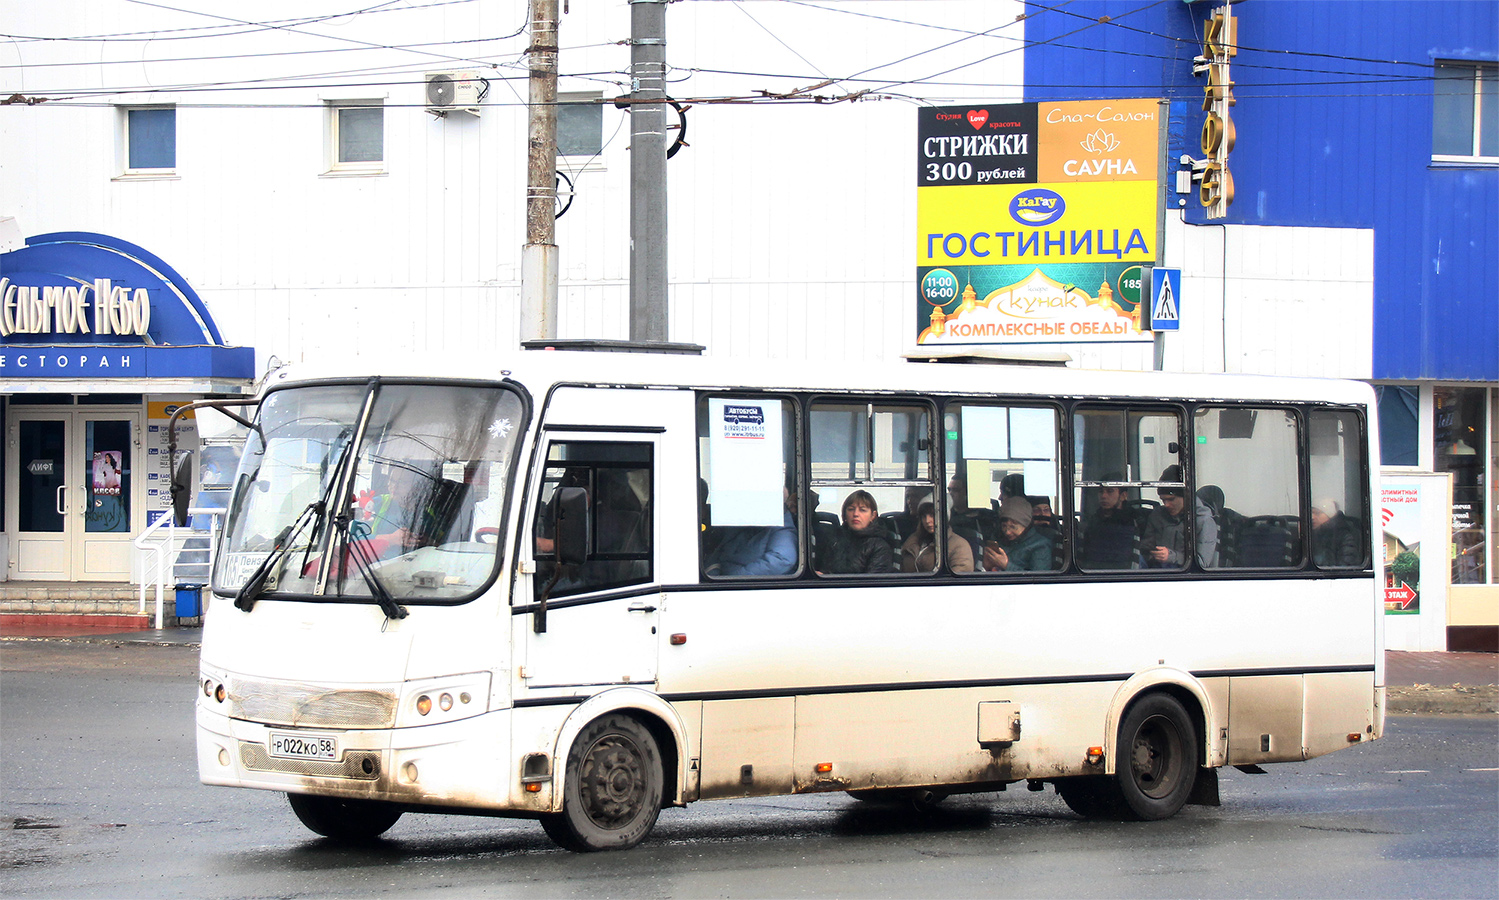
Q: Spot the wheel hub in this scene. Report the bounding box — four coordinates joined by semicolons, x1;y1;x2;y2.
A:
580;736;645;828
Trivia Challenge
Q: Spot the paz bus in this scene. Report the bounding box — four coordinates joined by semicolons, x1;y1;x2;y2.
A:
191;345;1383;851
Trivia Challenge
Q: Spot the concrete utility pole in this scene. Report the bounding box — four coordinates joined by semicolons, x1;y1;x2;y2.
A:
628;0;669;342
521;0;559;342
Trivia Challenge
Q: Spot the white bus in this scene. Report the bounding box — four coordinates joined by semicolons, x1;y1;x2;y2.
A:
194;347;1384;851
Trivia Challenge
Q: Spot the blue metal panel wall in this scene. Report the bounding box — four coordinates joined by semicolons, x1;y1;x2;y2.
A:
1023;1;1498;381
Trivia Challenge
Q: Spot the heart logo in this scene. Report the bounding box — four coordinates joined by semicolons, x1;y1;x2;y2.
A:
966;109;988;130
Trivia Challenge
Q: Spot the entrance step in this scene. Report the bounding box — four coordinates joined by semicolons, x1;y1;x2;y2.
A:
0;582;200;626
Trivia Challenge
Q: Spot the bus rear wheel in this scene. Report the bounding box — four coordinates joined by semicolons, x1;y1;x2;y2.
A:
1114;693;1198;820
1056;694;1199;821
287;793;403;841
540;713;663;852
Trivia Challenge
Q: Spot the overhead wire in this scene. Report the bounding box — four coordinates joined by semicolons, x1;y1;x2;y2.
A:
1;0;1469;109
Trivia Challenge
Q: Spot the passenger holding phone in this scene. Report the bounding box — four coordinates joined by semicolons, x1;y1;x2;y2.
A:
980;496;1052;572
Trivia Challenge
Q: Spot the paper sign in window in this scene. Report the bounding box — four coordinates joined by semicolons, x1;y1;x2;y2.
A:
709;399;785;526
1009;407;1056;459
960;406;1010;460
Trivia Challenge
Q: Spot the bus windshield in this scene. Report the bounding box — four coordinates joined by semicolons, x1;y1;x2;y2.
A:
214;381;524;604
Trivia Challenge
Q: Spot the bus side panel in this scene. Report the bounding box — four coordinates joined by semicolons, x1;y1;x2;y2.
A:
698;698;795;799
1303;671;1377;758
1228;675;1304;764
791;683;1120;792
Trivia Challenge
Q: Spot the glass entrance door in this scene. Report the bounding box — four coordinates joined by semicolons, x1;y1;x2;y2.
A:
7;410;139;581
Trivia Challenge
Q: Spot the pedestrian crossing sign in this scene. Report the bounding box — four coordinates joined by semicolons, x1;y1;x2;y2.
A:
1147;267;1181;331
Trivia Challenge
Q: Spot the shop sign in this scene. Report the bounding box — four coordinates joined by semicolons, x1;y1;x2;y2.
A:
0;232;255;380
916;99;1163;346
0;277;152;337
918;263;1149;345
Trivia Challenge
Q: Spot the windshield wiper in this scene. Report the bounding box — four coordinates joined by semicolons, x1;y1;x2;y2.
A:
331;514;408;621
233;500;325;612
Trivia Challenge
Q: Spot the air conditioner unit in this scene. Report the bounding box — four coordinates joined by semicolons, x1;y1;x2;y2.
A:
425;71;484;117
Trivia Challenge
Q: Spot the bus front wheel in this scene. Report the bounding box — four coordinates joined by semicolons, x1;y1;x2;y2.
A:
540;713;663;852
287;793;402;841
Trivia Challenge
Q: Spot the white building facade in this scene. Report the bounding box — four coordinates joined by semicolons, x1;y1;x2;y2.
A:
0;0;1376;591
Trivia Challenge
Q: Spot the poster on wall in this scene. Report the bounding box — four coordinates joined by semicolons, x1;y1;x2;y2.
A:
707;398;785;527
91;451;123;496
916;99;1163;345
146;401;197;527
1381;480;1423;615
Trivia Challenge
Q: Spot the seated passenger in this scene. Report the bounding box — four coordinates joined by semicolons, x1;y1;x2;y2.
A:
1140;465;1218;568
981;496;1052;572
1311;497;1361;567
705;486;797;577
899;499;975;573
823;490;895;574
1029;496;1058;528
1078;476;1140;570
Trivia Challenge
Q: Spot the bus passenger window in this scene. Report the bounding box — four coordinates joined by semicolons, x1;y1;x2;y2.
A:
1194;407;1301;569
809;401;931;575
697;397;799;578
1073;407;1183;572
1309;409;1368;569
944;403;1062;574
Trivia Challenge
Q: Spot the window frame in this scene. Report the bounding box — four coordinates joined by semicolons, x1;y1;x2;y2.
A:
695;393;804;581
530;438;655;599
556;91;607;168
943;398;1067;576
116;105;178;179
1072;403;1187;573
1431;60;1498;164
325;99;387;176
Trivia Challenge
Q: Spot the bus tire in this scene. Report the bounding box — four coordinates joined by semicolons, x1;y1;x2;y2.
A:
1113;693;1199;821
846;788;948;812
1055;776;1120;819
540;713;663;852
287;793;402;841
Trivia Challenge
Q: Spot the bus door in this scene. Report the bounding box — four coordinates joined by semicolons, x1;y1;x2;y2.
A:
520;433;660;689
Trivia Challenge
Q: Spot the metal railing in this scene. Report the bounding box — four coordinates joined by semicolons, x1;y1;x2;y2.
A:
134;507;223;629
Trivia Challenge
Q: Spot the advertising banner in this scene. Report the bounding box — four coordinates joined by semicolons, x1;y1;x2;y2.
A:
1380;473;1453;653
916;99;1163;346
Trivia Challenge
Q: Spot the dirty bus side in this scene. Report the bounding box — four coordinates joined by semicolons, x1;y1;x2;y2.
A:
196;357;1383;851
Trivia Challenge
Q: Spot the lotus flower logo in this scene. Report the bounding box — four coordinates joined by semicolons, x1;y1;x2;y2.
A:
1080;129;1120;154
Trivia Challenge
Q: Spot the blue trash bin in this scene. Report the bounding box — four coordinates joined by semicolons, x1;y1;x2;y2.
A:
175;584;204;619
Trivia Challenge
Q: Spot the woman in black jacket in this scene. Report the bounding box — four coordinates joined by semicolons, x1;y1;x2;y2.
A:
825;490;895;574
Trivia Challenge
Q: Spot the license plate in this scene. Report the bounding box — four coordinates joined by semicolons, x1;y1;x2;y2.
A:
269;731;338;761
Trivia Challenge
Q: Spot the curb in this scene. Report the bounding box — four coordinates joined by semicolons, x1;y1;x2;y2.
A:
1387;684;1498;716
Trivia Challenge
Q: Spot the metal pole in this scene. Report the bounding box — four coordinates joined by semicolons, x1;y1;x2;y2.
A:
629;0;668;342
521;0;559;342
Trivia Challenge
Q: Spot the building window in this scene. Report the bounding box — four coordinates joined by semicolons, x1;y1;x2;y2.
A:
123;107;176;173
1376;385;1420;467
1434;386;1488;585
557;92;604;158
327;102;384;173
1432;62;1497;160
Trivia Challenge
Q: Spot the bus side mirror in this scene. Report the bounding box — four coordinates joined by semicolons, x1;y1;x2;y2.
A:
555;487;590;566
170;451;194;527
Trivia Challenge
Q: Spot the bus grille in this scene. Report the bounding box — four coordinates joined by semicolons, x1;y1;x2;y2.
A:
240;744;382;780
230;679;398;729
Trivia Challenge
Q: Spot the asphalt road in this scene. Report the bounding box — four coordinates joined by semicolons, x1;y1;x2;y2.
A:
1;641;1495;899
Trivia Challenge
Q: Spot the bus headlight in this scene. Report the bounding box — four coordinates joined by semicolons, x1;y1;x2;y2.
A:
396;673;491;727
